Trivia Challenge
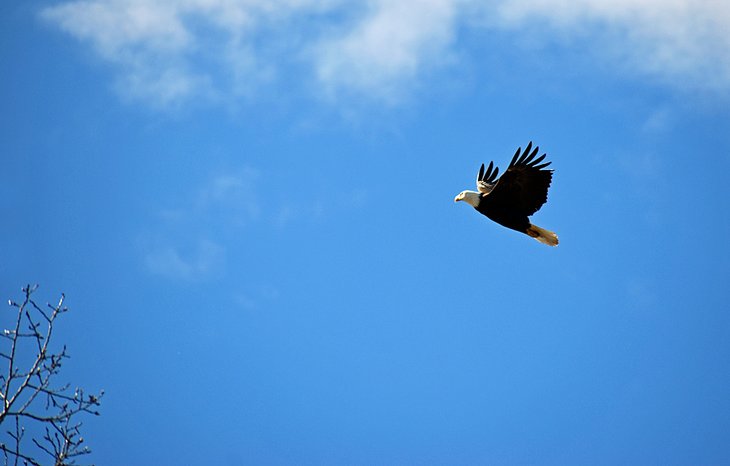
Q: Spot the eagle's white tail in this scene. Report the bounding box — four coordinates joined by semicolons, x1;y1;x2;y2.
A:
527;224;559;246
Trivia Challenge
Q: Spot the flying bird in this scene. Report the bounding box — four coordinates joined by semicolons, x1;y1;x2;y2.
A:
454;142;558;246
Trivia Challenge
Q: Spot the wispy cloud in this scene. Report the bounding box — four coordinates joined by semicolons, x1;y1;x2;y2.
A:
195;169;261;227
139;165;340;280
233;285;280;311
144;239;225;281
42;0;730;107
142;167;260;280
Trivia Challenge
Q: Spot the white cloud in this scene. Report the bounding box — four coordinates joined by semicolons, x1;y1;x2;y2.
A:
43;1;191;55
41;0;338;105
43;1;198;105
313;0;460;102
42;0;730;106
493;0;730;93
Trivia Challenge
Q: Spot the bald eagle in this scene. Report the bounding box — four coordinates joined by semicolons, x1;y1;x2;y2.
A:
455;142;558;246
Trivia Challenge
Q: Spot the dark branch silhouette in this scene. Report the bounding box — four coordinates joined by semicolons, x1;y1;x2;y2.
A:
0;285;103;466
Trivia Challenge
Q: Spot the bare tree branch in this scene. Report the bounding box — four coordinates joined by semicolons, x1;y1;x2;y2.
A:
0;286;103;466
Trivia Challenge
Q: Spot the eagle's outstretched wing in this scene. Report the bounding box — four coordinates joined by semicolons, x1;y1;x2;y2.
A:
487;142;553;216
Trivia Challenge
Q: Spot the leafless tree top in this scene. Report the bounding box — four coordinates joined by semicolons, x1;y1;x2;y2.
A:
0;285;103;466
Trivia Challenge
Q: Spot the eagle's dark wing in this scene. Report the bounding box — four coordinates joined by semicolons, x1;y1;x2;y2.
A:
487;142;553;216
476;161;500;194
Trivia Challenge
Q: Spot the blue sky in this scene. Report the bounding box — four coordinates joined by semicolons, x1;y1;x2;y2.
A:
2;0;730;464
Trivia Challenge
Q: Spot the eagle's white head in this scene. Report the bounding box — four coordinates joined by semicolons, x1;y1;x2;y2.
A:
454;190;481;208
